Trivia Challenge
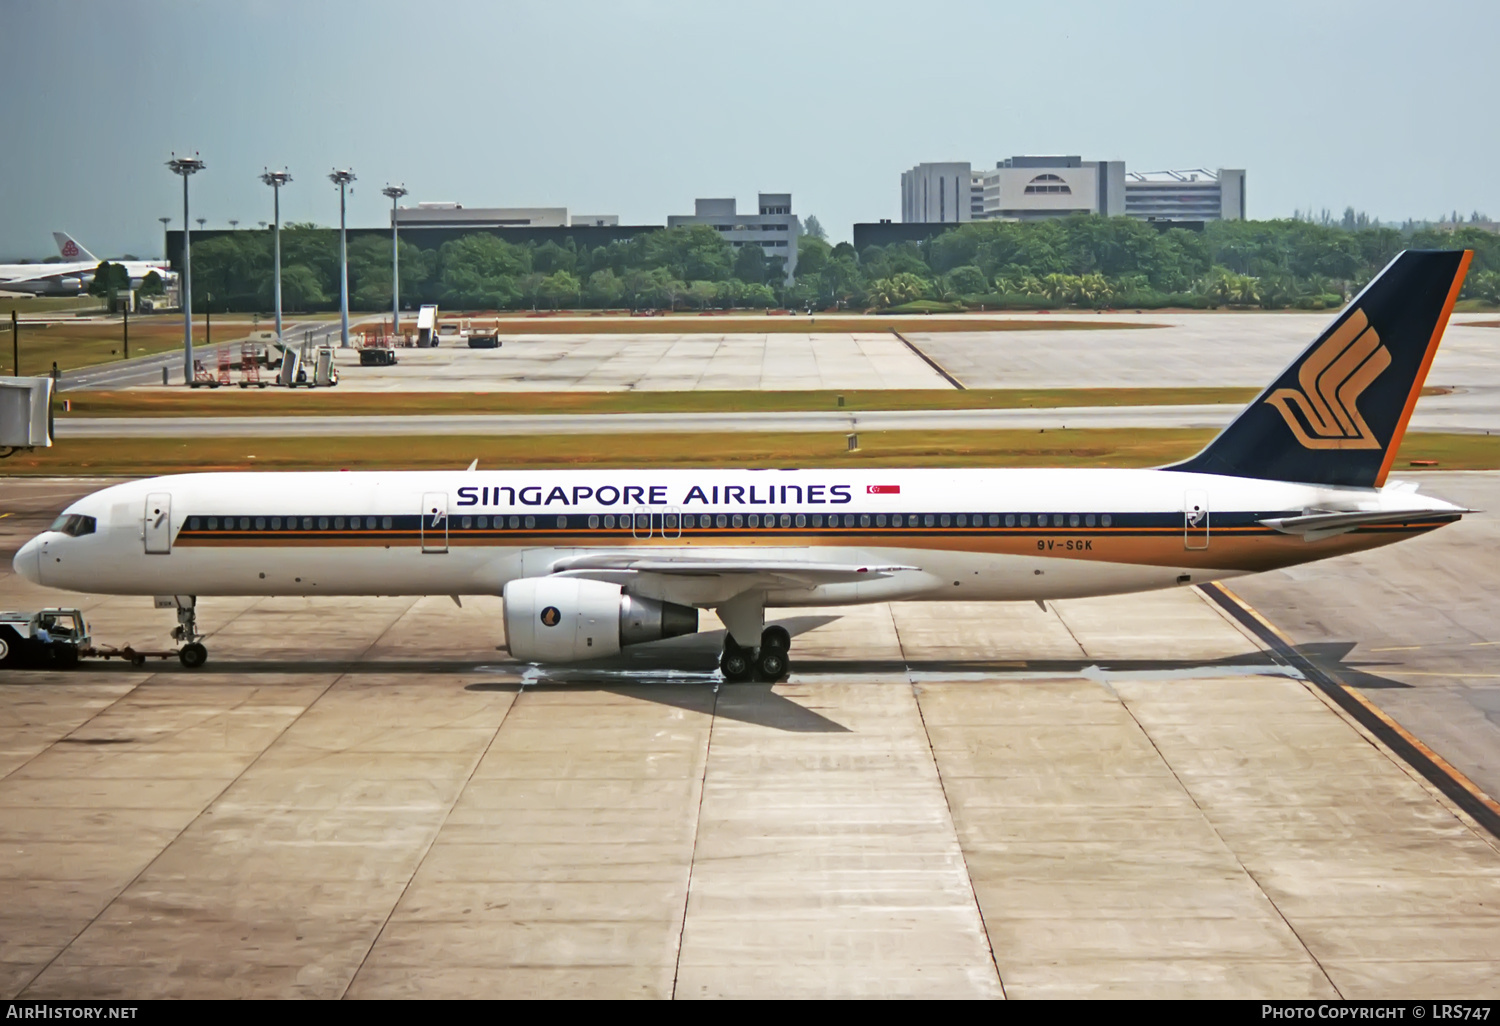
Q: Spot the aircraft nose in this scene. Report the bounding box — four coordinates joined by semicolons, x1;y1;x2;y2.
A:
13;536;42;585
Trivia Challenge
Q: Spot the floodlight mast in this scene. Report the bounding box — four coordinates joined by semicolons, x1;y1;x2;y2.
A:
329;169;356;347
166;153;205;385
382;184;408;335
260;169;292;345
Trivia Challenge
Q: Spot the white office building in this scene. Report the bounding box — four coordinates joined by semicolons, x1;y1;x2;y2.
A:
901;158;1244;224
1124;169;1245;222
901;163;980;224
977;156;1126;221
668;194;801;280
393;203;617;228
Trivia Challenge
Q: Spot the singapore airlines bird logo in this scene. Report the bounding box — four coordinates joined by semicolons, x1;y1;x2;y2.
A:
1264;309;1390;450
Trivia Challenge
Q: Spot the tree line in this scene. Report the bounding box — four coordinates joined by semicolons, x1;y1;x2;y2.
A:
183;216;1500;315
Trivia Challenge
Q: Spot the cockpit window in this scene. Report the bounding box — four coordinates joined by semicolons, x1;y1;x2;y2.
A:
48;514;97;537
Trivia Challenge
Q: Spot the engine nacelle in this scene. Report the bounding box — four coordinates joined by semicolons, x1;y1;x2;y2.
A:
502;577;698;663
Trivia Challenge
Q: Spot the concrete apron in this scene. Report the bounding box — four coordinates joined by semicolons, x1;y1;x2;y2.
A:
0;579;1497;998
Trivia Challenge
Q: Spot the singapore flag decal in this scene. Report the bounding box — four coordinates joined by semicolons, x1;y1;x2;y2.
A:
867;485;900;495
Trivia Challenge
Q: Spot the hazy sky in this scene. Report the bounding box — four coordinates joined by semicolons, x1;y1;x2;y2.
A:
2;0;1496;258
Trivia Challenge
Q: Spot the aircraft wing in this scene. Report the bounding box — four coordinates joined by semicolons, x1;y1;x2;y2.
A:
550;554;917;586
1259;507;1469;541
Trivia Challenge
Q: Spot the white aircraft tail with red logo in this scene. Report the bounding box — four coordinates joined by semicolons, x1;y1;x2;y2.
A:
52;232;97;263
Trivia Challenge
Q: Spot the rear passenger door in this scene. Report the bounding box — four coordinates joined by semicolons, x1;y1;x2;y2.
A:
1183;490;1210;550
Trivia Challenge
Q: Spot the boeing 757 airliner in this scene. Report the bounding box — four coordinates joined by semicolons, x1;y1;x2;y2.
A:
13;250;1474;680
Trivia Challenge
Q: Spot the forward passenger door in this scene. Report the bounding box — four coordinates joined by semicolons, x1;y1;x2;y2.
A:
144;493;172;554
421;492;448;554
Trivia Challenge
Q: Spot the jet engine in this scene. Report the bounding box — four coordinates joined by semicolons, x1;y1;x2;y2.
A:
502;577;698;663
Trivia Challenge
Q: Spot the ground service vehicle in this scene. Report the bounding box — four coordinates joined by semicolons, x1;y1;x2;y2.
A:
416;305;438;347
0;608;89;668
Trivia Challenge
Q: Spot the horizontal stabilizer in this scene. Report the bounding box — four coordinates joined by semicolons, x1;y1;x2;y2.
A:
1259;507;1468;541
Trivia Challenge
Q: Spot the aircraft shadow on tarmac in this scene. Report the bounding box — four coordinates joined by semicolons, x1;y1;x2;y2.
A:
5;620;1412;733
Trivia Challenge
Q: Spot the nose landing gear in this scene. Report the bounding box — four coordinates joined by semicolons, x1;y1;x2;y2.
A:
719;625;791;683
167;597;208;669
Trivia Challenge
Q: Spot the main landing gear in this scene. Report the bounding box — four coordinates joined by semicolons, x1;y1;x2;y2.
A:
719;625;791;683
168;597;207;669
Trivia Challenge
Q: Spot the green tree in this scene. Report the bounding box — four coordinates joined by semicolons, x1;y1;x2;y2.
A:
518;272;545;311
137;270;166;297
687;280;718;310
714;279;742;309
438;235;530;307
944;264;988;296
273;264;327;311
533;240;577;275
740;283;775;308
733;243;770;285
348;235;430;309
585;269;625;307
538;270;581;309
87;261;130;299
642;225;733;281
802;215;827;241
1464;270;1500;305
793;236;831;281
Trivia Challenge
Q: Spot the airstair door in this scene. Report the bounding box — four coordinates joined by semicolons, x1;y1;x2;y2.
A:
421;492;448;553
1183;489;1210;550
144;493;172;554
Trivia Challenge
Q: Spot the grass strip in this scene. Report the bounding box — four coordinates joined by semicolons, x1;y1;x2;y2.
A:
60;386;1262;418
470;314;1164;334
5;430;1497;476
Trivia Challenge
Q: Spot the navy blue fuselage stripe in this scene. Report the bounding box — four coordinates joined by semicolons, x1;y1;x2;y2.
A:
175;509;1459;538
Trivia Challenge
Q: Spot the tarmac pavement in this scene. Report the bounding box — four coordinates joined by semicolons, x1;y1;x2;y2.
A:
0;476;1497;998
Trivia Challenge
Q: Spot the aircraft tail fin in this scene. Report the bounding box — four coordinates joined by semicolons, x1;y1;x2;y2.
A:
1165;249;1471;489
52;232;97;263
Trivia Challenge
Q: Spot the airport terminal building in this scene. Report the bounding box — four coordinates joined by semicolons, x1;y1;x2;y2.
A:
392;203;620;229
900;157;1245;225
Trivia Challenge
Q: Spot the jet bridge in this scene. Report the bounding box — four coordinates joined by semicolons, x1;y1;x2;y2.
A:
0;376;54;457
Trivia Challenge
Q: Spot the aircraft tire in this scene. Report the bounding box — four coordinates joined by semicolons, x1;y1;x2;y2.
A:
719;646;753;683
178;643;208;669
754;645;788;682
761;626;790;653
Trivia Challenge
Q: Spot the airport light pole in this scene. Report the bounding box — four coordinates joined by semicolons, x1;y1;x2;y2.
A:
260;169;292;345
166;153;205;385
157;217;171;299
381;184;407;335
329;169;355;347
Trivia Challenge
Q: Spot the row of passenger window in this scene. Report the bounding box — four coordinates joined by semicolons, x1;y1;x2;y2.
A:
550;513;1116;530
187;512;1117;532
187;516;394;531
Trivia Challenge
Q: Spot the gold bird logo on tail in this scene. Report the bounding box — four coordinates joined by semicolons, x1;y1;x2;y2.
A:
1264;309;1390;449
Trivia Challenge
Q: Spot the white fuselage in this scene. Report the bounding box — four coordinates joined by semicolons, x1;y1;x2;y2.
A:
0;259;171;295
13;467;1461;607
